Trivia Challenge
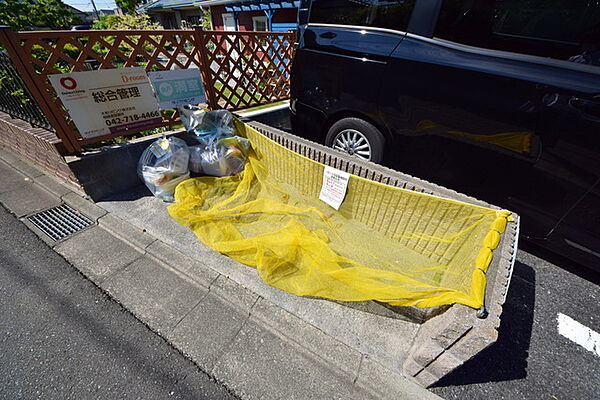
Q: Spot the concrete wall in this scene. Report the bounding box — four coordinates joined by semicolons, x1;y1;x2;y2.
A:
65;130;193;201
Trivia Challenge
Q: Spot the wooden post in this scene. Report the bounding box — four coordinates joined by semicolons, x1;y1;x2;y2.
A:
193;26;219;110
0;26;79;153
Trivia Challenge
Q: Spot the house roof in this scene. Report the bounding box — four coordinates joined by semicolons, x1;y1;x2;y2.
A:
193;0;241;6
194;0;299;10
138;0;299;13
137;0;197;12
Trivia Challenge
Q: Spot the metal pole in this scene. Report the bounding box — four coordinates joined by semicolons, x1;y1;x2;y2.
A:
90;0;100;20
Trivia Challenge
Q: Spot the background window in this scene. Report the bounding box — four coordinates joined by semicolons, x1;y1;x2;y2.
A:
309;0;416;31
253;16;268;31
434;0;600;65
187;15;202;26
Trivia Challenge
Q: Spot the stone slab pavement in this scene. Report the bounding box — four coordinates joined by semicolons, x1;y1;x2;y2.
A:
0;146;442;400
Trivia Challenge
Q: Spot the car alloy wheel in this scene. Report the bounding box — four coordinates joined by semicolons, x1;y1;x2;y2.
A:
332;129;372;160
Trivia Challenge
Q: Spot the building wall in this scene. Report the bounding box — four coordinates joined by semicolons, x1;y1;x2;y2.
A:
148;11;178;29
148;8;203;29
211;5;296;31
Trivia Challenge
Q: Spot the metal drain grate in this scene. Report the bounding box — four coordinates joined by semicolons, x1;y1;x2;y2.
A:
27;204;93;241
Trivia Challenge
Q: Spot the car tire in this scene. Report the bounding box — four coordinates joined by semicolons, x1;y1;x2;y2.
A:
325;118;385;163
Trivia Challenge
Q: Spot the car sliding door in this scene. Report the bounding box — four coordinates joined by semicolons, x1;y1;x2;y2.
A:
380;0;600;247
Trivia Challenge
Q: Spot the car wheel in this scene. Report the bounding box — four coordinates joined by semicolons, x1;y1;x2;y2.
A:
325;118;385;163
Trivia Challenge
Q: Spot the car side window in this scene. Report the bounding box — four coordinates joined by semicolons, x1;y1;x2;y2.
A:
434;0;600;67
309;0;416;31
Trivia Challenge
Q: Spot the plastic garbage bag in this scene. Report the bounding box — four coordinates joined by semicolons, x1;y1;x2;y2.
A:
188;136;250;177
180;106;250;177
188;145;204;173
138;136;190;202
179;106;235;141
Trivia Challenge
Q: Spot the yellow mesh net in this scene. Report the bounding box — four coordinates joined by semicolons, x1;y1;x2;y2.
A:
168;121;513;309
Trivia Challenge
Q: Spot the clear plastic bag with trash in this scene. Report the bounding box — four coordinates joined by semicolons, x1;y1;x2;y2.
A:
180;106;250;177
188;136;250;176
138;136;190;202
179;105;235;142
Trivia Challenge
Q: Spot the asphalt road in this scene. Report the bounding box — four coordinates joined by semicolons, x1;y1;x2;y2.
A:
431;249;600;400
0;205;236;400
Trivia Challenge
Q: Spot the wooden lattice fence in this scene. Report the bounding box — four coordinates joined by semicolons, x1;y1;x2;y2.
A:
0;26;295;153
200;31;294;110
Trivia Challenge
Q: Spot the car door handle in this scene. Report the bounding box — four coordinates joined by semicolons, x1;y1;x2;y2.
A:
569;97;600;122
319;32;336;39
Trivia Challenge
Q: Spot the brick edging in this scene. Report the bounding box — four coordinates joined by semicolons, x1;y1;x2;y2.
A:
0;111;82;188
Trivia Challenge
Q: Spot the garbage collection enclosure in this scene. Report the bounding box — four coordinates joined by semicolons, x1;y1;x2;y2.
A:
168;119;514;309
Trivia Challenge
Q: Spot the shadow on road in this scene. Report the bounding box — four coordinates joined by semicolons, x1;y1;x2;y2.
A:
434;261;536;386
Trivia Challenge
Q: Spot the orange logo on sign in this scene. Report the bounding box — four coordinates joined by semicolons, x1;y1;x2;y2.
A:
122;74;145;83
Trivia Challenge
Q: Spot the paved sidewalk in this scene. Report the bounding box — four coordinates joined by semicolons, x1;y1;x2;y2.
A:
0;205;235;400
0;146;442;400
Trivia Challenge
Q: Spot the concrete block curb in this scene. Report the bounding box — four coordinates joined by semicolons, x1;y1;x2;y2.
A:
103;256;210;335
54;226;143;284
0;158;30;194
98;213;156;252
250;297;362;380
355;357;442;400
61;192;107;222
34;174;79;198
145;239;220;290
168;289;252;373
0;181;60;217
210;319;359;400
0;147;45;179
210;274;259;313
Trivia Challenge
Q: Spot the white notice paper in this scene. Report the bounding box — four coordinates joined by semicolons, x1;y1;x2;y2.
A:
319;166;350;210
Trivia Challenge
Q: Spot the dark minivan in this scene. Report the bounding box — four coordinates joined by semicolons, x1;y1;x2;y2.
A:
290;0;600;272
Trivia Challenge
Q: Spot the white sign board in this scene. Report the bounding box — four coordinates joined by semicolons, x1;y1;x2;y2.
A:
148;68;206;109
49;67;162;139
319;166;350;210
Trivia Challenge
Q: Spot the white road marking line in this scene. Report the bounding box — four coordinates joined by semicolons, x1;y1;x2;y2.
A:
557;313;600;357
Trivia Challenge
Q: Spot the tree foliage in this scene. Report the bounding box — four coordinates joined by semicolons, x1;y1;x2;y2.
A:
92;14;162;30
0;0;76;31
202;9;212;30
91;14;163;65
115;0;140;15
